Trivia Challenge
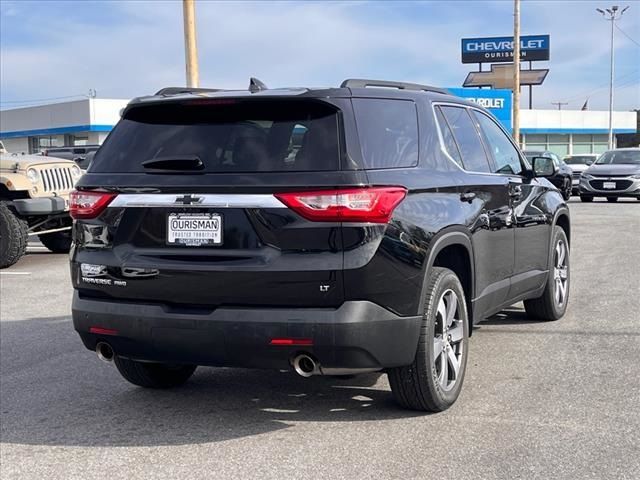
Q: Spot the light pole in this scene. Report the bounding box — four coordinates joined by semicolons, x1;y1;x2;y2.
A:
596;5;629;150
183;0;200;88
512;0;521;144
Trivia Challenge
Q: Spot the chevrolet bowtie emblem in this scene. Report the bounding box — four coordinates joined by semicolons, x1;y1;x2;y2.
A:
463;64;549;89
175;194;203;205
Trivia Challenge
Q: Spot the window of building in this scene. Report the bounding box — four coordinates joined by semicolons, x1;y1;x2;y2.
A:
547;134;570;157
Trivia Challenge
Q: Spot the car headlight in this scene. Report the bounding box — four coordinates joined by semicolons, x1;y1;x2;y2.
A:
70;165;82;178
581;173;594;180
26;168;40;184
630;174;640;180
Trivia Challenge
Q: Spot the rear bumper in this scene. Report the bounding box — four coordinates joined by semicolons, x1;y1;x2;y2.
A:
72;292;421;371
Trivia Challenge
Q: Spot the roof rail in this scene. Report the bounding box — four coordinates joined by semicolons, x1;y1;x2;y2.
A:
154;87;224;96
340;79;448;95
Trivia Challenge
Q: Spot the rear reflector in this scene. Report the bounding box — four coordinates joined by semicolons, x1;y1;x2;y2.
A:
275;187;407;223
70;190;117;219
269;338;314;346
89;326;118;336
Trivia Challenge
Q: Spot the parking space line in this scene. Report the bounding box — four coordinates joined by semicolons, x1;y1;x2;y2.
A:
0;271;32;275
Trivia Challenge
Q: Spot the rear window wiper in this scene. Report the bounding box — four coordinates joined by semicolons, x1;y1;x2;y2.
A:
141;156;204;172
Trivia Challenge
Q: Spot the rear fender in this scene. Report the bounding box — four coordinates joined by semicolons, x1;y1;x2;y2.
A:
418;228;475;327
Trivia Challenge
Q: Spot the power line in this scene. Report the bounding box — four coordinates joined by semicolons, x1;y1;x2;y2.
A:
616;24;640;48
0;94;89;105
559;70;638;104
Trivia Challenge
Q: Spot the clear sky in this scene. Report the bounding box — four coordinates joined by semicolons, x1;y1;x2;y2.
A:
1;0;639;111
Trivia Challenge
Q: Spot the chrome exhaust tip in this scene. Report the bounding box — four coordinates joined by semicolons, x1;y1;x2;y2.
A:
292;354;319;378
96;342;114;363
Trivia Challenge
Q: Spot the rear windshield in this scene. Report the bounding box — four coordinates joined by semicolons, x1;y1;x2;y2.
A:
89;100;341;173
524;152;543;161
564;155;595;164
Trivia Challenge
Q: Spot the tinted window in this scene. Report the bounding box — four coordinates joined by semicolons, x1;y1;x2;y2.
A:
595;150;640;165
564;155;595;165
90;100;341;173
440;106;491;173
434;107;463;167
352;99;418;169
472;111;522;175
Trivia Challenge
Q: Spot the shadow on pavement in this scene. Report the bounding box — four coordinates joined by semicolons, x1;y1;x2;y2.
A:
481;306;544;325
0;315;423;448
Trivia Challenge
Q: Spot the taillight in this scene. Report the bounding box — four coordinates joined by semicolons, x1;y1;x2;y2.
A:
275;187;407;223
69;190;117;219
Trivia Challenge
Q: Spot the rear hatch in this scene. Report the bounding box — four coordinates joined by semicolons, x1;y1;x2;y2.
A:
72;97;369;308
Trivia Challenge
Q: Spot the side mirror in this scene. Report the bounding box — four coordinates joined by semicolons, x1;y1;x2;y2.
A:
532;156;557;177
586;160;594;165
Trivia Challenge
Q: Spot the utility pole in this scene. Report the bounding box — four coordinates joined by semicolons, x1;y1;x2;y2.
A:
596;5;629;149
183;0;200;87
512;0;521;145
551;102;568;110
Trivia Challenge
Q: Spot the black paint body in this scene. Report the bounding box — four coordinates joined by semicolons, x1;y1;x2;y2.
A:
71;86;570;371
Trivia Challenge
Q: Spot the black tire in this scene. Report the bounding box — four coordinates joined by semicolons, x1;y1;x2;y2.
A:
0;202;28;269
524;226;570;321
562;179;572;201
38;230;72;253
114;356;197;388
580;196;593;203
388;267;469;412
606;197;618;203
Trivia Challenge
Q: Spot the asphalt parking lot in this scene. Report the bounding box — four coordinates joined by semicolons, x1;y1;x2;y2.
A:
1;198;639;480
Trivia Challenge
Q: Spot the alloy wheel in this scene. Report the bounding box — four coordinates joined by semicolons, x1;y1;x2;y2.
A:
433;289;464;392
553;239;569;307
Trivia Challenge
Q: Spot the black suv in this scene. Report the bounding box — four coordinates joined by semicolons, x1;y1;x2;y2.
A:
523;150;573;200
70;79;571;411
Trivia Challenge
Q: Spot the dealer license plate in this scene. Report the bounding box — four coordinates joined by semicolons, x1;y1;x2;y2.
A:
603;182;616;189
167;213;222;246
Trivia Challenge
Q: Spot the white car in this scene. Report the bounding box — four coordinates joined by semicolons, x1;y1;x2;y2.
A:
563;154;599;194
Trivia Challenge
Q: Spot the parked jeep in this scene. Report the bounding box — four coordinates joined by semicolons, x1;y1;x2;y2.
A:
0;141;82;268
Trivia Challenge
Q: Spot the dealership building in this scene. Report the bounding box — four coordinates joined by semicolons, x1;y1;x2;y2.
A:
0;98;128;154
0;95;637;157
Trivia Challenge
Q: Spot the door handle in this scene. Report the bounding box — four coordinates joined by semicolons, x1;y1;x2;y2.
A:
460;191;476;203
509;185;522;199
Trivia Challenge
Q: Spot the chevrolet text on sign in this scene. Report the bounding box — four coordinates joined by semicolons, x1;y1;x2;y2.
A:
461;35;550;63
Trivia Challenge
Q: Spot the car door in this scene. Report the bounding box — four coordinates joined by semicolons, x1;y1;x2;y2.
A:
471;109;549;300
436;105;514;316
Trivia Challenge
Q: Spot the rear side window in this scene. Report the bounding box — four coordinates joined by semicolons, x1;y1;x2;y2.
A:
89;100;341;173
352;99;418;169
440;106;491;173
434;107;463;167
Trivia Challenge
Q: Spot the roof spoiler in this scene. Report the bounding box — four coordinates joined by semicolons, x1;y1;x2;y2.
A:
340;78;448;95
154;78;270;97
154;87;224;96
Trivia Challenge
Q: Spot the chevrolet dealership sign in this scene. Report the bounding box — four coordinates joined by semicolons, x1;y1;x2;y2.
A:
461;35;550;63
448;88;512;131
